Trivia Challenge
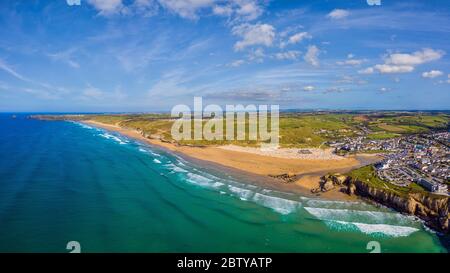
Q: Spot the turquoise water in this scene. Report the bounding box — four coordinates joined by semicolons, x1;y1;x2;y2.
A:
0;114;446;252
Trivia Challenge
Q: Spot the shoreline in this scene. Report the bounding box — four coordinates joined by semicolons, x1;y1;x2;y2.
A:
82;120;380;201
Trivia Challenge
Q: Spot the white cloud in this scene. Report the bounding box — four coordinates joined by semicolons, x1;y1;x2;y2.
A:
22;88;60;100
229;59;245;67
384;48;444;66
0;58;30;82
327;9;350;19
157;0;213;19
360;48;445;74
303;85;315;91
232;23;275;51
213;5;233;16
379;87;390;92
85;0;265;20
234;0;263;21
422;70;443;78
156;0;263;20
0;59;70;100
82;84;127;101
87;0;125;15
274;50;301;61
337;54;365;66
47;48;80;69
358;67;374;74
133;0;159;17
337;59;365;66
280;32;311;48
288;32;311;44
374;64;414;74
247;48;265;62
304;45;320;66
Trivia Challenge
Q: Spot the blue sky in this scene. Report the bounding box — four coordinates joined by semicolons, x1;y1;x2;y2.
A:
0;0;449;112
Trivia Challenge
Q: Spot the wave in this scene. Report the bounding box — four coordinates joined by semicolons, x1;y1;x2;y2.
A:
252;192;300;214
303;207;413;226
72;121;101;131
164;163;188;173
75;122;424;237
150;151;161;157
99;133;128;145
228;185;254;201
185;172;224;189
301;197;373;210
79;124;94;130
324;220;419;237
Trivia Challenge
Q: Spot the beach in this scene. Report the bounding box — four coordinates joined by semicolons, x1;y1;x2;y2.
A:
1;114;444;253
83;120;380;201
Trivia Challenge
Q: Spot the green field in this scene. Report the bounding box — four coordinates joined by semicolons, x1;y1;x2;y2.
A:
84;112;449;147
37;112;449;148
367;114;449;133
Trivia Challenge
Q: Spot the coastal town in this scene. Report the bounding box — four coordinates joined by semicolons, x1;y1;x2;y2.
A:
329;131;450;195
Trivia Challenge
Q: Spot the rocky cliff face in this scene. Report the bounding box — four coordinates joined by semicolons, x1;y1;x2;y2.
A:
345;177;449;233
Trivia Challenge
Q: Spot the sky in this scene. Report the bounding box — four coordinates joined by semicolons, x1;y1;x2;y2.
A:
0;0;449;112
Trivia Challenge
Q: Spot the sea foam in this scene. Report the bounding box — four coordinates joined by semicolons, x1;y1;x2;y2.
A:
99;133;128;145
324;220;419;237
252;192;300;214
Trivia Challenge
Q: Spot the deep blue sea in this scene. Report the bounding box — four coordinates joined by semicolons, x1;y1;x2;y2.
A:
0;114;447;252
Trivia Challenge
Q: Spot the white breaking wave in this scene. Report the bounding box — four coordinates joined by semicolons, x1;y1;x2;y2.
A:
177;160;186;166
99;133;128;145
304;207;412;226
165;163;188;173
228;185;254;201
150;151;161;157
185;172;224;189
301;198;372;210
79;124;94;130
226;185;300;214
73;122;101;131
124;139;421;232
324;220;419;237
252;193;300;214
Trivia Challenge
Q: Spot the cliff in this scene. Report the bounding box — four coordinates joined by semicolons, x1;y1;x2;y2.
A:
331;174;449;233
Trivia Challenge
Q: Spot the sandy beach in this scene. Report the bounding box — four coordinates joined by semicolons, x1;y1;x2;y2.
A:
83;120;380;201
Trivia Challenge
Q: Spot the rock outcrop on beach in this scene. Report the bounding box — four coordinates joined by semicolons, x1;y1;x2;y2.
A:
269;173;298;183
326;174;449;233
311;173;347;193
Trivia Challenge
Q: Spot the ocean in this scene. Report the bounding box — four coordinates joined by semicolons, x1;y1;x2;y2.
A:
0;114;446;252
